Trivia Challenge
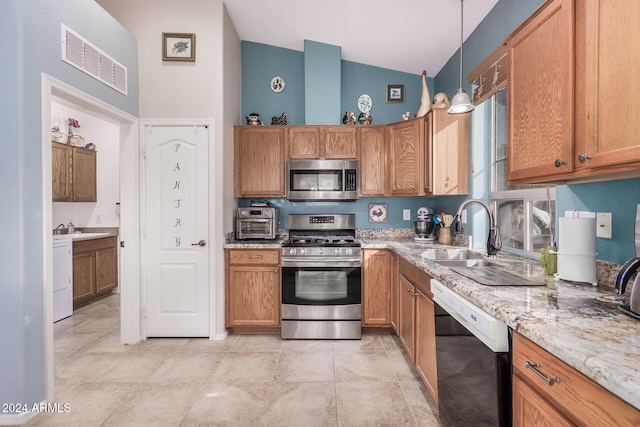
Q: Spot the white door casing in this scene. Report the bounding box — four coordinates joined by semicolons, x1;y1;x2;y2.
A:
143;124;210;337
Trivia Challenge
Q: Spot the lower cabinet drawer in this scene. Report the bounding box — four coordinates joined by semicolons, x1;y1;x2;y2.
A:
227;249;279;265
512;332;640;426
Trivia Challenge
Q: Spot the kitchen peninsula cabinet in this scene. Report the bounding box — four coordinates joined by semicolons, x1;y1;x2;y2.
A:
398;258;438;402
512;332;640;426
576;0;640;171
72;236;117;308
362;249;392;328
426;110;469;196
52;142;97;202
287;126;357;160
358;126;386;196
225;249;281;329
387;117;425;196
507;0;574;182
234;126;286;197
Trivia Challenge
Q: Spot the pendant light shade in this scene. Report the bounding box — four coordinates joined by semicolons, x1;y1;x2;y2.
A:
449;0;475;114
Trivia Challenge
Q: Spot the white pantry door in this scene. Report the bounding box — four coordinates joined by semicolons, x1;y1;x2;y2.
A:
144;124;209;337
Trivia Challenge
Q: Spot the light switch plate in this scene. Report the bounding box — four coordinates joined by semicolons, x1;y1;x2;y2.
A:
403;209;411;221
596;212;612;238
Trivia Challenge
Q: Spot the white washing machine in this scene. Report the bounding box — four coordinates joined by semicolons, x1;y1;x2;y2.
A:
53;239;73;322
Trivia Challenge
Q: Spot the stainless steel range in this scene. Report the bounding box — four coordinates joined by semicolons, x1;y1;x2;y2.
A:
281;213;362;339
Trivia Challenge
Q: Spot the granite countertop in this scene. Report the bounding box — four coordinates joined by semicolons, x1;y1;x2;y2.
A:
52;227;119;242
362;238;640;410
222;236;639;409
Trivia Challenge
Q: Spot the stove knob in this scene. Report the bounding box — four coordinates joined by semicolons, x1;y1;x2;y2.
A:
346;248;353;255
318;248;323;255
300;248;307;255
335;248;341;255
289;248;297;255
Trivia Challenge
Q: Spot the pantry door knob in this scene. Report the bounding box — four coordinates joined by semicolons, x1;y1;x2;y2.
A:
191;240;206;247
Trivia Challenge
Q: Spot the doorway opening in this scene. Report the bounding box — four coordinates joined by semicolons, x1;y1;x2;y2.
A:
41;74;141;402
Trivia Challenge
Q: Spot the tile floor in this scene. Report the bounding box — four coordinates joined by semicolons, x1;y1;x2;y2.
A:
26;294;441;426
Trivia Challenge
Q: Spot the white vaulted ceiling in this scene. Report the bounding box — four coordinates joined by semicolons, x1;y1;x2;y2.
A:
224;0;499;76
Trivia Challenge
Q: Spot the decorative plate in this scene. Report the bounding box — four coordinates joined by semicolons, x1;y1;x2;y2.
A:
369;204;388;223
358;94;372;113
270;76;285;93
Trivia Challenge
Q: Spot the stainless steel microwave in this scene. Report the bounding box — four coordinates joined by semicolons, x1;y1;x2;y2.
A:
236;207;278;240
286;159;358;201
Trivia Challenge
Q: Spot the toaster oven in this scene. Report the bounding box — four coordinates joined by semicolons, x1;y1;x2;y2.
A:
236;207;278;240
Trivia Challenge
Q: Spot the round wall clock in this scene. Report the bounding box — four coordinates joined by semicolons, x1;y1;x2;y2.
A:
358;94;372;113
270;76;285;93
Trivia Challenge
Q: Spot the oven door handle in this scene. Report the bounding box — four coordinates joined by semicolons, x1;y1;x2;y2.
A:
282;259;361;268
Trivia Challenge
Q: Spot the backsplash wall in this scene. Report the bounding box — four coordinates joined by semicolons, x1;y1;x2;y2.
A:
238;197;438;230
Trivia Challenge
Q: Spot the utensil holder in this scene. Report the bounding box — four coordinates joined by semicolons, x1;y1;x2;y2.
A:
439;228;453;245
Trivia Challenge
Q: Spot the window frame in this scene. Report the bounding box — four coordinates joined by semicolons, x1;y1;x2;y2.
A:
488;89;556;257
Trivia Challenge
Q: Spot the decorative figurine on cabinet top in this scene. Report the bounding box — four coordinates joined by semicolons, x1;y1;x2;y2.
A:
432;92;451;109
414;70;432;118
343;111;356;125
246;113;264;125
402;111;411;120
271;112;287;125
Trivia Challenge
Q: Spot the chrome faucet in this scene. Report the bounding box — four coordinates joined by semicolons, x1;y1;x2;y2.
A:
454;199;502;256
54;223;66;235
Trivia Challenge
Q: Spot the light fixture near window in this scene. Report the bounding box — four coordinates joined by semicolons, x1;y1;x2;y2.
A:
448;0;475;114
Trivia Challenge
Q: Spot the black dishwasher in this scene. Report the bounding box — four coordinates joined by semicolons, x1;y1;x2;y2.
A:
432;279;512;427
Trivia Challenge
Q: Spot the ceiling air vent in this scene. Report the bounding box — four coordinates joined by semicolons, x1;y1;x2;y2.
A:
61;24;128;96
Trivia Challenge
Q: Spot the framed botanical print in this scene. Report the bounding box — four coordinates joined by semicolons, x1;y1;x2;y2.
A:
162;33;196;62
386;84;405;102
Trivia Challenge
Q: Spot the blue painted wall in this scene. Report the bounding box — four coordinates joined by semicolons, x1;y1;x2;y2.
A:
239;198;437;230
1;0;138;412
241;41;305;124
304;40;342;124
241;41;432;125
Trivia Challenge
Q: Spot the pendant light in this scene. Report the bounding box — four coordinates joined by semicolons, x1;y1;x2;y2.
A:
448;0;475;114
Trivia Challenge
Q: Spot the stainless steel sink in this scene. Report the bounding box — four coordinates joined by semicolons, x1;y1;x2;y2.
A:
449;262;547;287
421;248;484;262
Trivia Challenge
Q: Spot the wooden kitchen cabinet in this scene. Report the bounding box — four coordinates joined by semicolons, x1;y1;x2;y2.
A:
387;117;425;196
287;126;357;160
225;249;281;328
512;332;640;426
426;110;469;196
576;0;640;171
52;142;97;202
397;257;438;402
72;236;118;308
358;126;387;196
234;126;286;197
390;252;399;333
362;249;392;328
507;0;574;182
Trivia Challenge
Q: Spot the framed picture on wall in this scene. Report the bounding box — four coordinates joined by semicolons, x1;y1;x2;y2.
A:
386;84;404;102
369;204;388;223
162;33;196;62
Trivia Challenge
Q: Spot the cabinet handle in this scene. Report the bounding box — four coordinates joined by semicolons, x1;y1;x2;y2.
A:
554;159;567;167
578;153;592;163
524;361;561;386
412;292;419;297
407;288;412;293
413;186;417;191
248;255;262;259
273;269;278;273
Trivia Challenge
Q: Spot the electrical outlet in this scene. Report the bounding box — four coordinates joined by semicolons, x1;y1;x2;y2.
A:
461;209;467;224
596;212;612;239
403;209;411;221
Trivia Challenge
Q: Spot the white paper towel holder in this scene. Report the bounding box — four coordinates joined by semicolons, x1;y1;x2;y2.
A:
548;249;598;286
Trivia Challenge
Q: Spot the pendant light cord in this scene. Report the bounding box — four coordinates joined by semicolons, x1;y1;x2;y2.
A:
459;0;464;90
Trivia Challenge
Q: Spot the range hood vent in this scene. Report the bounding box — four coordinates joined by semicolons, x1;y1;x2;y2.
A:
61;24;128;95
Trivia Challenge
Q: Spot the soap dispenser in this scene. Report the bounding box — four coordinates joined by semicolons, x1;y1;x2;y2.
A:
67;220;75;234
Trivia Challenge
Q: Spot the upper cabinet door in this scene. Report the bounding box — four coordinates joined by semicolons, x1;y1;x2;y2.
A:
579;1;640;169
429;110;469;196
387;118;424;196
507;0;574;182
359;126;386;196
288;127;321;159
323;126;357;159
234;127;286;197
